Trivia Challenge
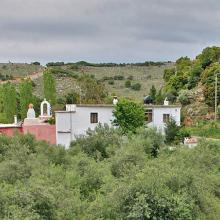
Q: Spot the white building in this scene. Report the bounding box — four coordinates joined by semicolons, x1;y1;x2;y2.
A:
55;104;114;148
55;103;181;148
144;105;181;133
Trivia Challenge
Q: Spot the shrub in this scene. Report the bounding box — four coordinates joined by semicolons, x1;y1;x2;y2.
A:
177;90;191;105
108;80;114;85
125;80;131;88
32;62;40;65
127;75;133;80
114;75;124;80
131;83;141;91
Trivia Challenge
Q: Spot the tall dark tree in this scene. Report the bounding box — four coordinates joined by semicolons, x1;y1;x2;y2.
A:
149;85;157;102
43;70;56;105
2;82;17;123
19;79;34;119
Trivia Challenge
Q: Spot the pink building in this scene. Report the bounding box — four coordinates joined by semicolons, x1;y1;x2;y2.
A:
0;100;56;145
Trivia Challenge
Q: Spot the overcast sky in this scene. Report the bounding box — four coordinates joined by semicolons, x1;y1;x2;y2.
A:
0;0;220;64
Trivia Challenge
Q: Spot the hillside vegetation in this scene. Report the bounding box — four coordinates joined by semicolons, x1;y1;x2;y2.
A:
0;63;43;79
33;62;172;101
0;127;220;219
164;46;220;109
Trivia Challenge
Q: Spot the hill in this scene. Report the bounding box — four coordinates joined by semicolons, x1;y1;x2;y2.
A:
0;63;43;79
33;62;173;101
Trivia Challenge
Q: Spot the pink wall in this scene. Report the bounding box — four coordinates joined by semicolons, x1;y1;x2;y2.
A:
23;124;56;145
0;127;22;136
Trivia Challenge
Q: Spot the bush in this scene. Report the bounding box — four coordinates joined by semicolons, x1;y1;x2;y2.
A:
32;62;40;65
131;83;141;91
46;62;64;67
177;90;191;105
70;124;122;160
108;80;114;85
125;80;131;88
127;75;133;80
114;75;124;80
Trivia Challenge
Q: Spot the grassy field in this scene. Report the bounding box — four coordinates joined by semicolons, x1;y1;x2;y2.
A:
33;63;173;101
0;63;43;78
185;120;220;139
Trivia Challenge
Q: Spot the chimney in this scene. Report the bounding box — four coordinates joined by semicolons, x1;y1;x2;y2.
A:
66;104;76;112
164;97;169;106
113;96;118;105
14;115;17;124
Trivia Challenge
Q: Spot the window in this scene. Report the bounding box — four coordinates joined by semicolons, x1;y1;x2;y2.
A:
145;109;153;123
90;113;98;123
163;114;170;123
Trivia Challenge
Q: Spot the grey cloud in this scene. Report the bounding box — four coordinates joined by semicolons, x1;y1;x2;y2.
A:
0;0;220;63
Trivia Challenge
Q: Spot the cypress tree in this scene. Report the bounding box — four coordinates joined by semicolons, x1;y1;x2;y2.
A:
19;79;34;119
2;82;17;123
43;70;56;105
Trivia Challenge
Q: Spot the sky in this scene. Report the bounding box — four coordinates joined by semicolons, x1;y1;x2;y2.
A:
0;0;220;64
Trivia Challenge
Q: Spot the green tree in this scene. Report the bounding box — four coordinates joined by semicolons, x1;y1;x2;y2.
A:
43;70;56;105
78;75;107;104
155;89;164;104
113;99;145;134
19;79;34;119
2;83;17;123
149;85;157;102
163;68;175;82
65;91;80;104
164;118;180;144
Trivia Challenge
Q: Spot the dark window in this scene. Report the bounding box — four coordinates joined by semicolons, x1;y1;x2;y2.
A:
90;113;98;123
145;109;153;123
163;114;170;123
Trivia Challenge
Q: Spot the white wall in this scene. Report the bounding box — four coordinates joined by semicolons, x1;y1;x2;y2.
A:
148;107;181;133
56;106;114;148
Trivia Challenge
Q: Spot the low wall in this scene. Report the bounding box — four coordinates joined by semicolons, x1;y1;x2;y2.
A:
23;124;56;145
0;127;22;136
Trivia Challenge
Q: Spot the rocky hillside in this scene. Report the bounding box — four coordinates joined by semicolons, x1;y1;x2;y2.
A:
33;63;173;101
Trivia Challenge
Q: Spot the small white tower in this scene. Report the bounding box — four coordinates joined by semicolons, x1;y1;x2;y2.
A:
164;97;169;106
113;96;118;105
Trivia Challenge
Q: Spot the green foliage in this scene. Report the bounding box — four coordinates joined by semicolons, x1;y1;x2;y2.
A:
70;124;122;160
163;46;220;105
114;75;124;80
0;129;219;219
165;118;180;144
176;56;191;71
177;89;191;105
149;85;157;102
131;83;141;91
201;62;220;106
65;91;80;104
31;61;40;65
19;79;34;119
78;75;107;104
46;62;64;67
108;79;114;85
197;46;220;68
1;83;17;123
43;70;56;105
163;68;175;82
125;80;131;88
155;89;164;104
113;99;145;133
